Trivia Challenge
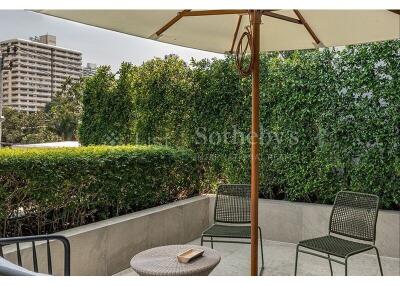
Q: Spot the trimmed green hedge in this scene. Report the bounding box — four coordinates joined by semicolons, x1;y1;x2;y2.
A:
0;145;201;236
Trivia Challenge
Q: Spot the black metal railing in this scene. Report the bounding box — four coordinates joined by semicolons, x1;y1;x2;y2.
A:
0;234;70;275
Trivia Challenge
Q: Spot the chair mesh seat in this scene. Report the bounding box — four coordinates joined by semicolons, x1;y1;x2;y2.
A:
202;224;251;239
299;235;373;258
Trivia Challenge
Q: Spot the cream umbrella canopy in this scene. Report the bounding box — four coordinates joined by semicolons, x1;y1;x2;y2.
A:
37;10;399;53
37;9;400;275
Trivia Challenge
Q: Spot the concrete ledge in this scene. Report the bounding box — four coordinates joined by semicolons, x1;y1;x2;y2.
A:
4;195;398;276
4;196;209;275
208;195;399;258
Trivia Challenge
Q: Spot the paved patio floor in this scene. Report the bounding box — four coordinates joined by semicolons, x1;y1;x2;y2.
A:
116;238;400;276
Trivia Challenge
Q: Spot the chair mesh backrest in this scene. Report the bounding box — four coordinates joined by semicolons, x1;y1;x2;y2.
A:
214;184;251;224
329;191;379;242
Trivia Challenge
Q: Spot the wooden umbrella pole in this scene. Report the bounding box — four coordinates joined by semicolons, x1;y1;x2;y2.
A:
250;10;262;276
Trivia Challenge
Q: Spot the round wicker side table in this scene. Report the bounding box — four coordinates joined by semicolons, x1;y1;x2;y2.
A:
130;245;221;276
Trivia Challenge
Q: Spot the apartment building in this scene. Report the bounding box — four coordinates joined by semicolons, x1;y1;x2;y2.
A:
0;35;82;112
82;62;98;77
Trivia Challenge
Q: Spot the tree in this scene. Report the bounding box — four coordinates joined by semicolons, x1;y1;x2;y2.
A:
1;76;84;144
47;77;84;141
1;107;25;143
1;107;60;144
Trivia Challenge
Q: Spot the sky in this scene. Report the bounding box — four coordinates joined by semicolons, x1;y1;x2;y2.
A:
0;10;224;71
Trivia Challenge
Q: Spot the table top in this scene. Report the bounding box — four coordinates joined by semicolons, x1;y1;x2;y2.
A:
130;245;221;276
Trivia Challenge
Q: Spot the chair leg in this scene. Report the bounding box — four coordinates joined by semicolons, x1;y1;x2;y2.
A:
210;236;214;249
344;257;348;276
327;254;333;276
200;235;204;246
373;246;384;276
294;245;300;276
258;227;265;275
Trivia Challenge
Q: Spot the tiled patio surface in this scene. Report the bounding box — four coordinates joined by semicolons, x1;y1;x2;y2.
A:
116;238;400;276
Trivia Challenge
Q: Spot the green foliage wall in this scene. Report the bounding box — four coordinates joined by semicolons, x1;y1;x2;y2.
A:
188;56;252;187
79;64;135;145
0;145;201;236
130;55;192;146
140;42;399;209
79;40;399;209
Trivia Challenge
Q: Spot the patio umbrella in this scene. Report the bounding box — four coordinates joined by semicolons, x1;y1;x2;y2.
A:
37;9;400;275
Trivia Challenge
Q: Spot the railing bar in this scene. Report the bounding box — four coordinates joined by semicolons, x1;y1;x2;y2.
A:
63;238;71;276
17;242;22;266
47;239;53;275
0;235;70;275
32;241;38;272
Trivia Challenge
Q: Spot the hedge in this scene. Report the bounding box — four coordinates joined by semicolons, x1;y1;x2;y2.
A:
0;145;201;236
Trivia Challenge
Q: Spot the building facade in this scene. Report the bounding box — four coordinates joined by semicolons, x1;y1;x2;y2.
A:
0;35;82;112
82;63;98;77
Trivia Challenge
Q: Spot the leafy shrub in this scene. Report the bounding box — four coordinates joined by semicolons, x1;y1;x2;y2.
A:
0;145;201;236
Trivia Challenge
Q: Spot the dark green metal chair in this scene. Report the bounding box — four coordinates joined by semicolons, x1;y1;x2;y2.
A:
294;191;383;276
201;184;264;275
